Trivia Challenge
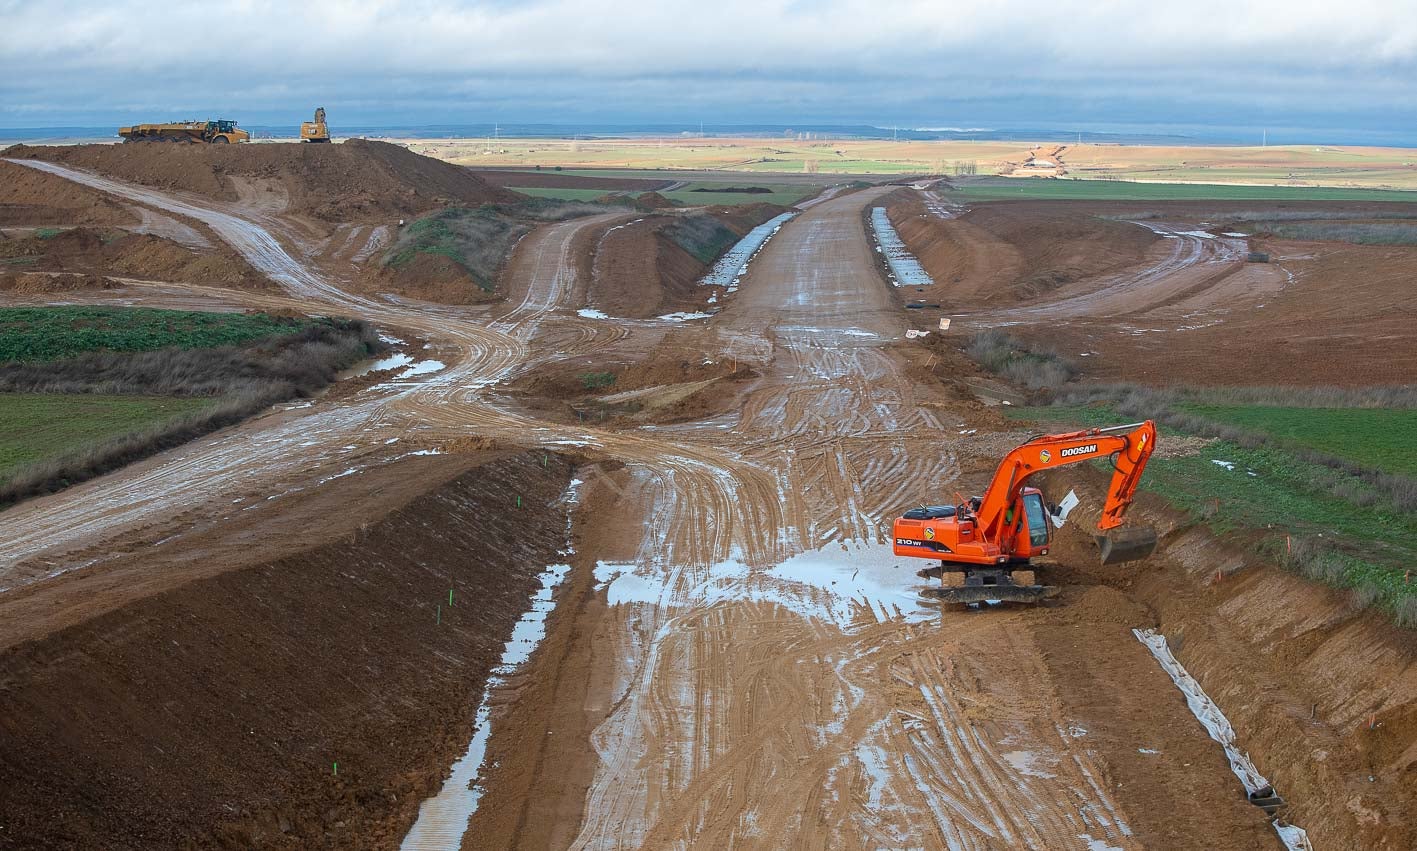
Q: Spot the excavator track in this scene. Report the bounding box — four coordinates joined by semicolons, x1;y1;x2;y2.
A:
920;584;1061;604
916;565;1059;604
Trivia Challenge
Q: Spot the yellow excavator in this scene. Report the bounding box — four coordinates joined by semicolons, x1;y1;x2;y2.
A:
301;107;331;143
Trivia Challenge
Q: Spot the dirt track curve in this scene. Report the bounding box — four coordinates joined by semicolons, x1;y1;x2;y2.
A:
1;162;1284;850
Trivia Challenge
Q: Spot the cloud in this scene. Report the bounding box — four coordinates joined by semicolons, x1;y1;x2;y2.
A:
2;0;1415;133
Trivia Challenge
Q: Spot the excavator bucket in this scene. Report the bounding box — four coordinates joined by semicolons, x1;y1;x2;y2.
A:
1096;526;1159;565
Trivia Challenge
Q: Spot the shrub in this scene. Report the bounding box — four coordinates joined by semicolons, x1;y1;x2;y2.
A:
966;329;1076;391
580;372;616;390
663;213;740;264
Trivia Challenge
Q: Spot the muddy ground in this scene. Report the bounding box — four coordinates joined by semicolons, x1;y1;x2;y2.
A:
0;148;1413;850
889;191;1417;385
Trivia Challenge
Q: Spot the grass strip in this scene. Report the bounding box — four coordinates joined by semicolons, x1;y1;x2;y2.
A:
0;306;310;363
1008;399;1417;626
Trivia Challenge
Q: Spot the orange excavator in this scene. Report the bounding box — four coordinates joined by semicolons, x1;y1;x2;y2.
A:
893;421;1158;603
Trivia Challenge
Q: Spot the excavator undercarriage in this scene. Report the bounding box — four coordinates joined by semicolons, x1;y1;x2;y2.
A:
916;563;1061;604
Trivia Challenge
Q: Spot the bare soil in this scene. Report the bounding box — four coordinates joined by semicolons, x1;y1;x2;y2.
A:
0;227;272;290
3;165;1413;851
4;141;518;223
1038;466;1417;850
885;192;1158;307
0;272;121;293
887;194;1417;386
586;203;785;317
0;160;137;227
359;249;505;305
0;450;574;850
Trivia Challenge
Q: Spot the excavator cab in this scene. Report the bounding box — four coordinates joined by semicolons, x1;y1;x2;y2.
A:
1020;491;1050;549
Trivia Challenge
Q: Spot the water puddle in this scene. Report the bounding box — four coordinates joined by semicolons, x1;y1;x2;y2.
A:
399;562;571;849
397;359;446;378
400;480;581;849
869;207;933;287
699;212;796;292
594;540;938;628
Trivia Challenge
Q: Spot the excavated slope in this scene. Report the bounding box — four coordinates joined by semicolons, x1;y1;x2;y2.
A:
588;203;786;318
0;226;271;290
0;450;573;850
0;160;138;227
886;193;1157;306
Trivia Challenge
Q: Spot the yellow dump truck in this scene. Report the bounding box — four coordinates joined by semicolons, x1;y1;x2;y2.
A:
300;107;330;143
118;119;250;144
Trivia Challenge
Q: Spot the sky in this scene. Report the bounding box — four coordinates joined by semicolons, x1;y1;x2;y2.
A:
3;0;1417;144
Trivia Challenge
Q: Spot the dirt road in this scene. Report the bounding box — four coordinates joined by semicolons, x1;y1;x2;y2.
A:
1;163;1284;849
522;189;1148;849
467;191;1277;850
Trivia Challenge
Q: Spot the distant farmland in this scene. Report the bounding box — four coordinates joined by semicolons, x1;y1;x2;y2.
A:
945;178;1417;203
402;136;1417;192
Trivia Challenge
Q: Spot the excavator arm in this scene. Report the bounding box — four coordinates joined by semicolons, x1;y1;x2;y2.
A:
973;420;1157;564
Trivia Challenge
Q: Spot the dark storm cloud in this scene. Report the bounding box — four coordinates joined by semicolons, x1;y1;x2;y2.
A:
2;0;1415;137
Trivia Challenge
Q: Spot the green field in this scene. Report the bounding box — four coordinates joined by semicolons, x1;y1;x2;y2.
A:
0;307;310;363
1007;402;1417;623
1180;404;1417;475
947;178;1417;203
0;393;216;482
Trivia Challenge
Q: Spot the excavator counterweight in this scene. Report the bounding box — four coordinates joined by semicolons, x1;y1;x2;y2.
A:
893;421;1158;602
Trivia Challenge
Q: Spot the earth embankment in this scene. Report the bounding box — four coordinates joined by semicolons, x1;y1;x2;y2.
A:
0;226;271;290
885;193;1158;306
1041;466;1417;850
0;160;138;227
587;203;786;317
0;450;573;850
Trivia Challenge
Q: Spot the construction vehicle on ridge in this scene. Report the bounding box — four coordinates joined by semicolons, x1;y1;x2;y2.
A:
301;107;331;143
118;119;249;144
893;421;1158;603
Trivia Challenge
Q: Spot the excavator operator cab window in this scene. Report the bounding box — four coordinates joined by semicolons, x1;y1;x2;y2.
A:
1022;492;1050;548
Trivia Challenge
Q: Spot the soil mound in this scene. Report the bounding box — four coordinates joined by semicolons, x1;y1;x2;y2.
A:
3;140;519;223
885;193;1156;307
635;191;677;209
364;250;504;305
0;226;272;290
0;271;120;293
588;203;786;318
0;160;137;227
